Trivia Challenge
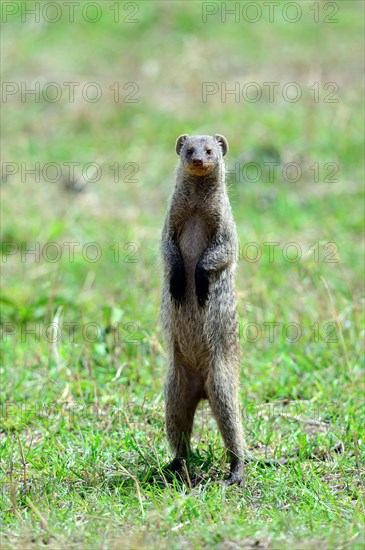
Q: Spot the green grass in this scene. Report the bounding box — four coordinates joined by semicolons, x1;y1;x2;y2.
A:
1;1;364;548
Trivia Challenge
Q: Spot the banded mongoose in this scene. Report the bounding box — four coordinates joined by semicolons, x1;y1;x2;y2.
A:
160;134;246;485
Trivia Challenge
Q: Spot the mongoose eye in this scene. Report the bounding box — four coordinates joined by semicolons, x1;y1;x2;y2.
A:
206;149;212;155
187;148;194;155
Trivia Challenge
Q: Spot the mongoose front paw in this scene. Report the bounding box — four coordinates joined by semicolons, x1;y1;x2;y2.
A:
195;263;210;307
170;264;186;305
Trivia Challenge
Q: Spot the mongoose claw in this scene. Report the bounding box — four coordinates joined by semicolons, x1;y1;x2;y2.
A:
195;263;209;307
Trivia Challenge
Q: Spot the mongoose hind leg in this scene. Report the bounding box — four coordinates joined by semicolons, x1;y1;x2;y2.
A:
165;360;201;475
206;364;245;486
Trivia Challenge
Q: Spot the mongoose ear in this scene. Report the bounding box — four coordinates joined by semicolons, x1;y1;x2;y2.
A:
214;134;228;156
176;134;189;155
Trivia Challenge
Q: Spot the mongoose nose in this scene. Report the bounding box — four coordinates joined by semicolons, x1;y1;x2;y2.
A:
192;158;203;167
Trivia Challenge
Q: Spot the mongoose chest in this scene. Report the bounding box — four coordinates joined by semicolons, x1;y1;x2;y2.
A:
179;214;209;268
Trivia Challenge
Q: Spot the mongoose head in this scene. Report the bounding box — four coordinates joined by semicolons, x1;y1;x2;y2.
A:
176;134;228;177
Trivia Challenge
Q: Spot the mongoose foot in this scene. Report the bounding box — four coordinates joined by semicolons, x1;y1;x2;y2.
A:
165;457;184;473
223;458;244;486
170;265;186;305
223;473;243;487
195;263;209;307
162;458;189;484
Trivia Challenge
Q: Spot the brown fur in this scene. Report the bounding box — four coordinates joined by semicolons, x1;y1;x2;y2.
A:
160;134;246;485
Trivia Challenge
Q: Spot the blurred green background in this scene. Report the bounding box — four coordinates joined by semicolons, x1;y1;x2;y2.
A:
1;1;364;548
